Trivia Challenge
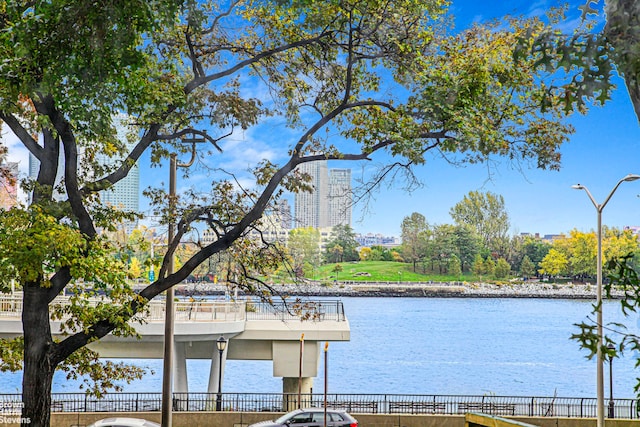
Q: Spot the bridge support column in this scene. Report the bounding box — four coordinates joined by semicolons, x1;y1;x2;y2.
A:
282;377;314;411
173;341;188;410
207;344;228;396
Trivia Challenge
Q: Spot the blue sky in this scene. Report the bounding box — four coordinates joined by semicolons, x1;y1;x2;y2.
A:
3;0;640;238
354;0;640;237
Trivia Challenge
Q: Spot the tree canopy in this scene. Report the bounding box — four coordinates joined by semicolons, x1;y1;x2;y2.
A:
450;190;510;256
0;0;612;423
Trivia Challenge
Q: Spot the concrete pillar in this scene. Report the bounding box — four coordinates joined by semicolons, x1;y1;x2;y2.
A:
207;344;228;395
282;377;314;411
174;342;188;393
173;341;188;411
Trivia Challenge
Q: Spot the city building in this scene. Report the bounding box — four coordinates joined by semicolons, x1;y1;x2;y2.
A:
27;115;139;232
95;129;140;233
328;168;352;227
294;160;352;229
274;199;292;230
0;162;19;209
355;232;401;248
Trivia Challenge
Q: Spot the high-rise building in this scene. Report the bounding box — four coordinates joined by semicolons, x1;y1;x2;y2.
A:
27;115;139;231
274;199;292;229
294;160;328;228
0;162;19;209
294;160;351;229
328;168;351;227
95;116;139;232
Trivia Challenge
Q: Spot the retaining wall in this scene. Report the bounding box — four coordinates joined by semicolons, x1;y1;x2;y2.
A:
5;412;640;427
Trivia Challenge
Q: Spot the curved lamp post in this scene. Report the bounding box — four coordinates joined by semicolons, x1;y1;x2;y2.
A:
216;335;228;411
572;173;640;427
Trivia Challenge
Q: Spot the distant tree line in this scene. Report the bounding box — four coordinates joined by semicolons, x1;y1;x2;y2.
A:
396;191;640;281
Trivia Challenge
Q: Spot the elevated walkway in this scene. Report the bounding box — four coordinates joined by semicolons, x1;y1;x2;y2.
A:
0;295;350;395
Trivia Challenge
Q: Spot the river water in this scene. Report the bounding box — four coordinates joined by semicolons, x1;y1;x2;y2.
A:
2;297;640;398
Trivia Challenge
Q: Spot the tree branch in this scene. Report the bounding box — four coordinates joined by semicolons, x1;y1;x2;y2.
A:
0;112;42;159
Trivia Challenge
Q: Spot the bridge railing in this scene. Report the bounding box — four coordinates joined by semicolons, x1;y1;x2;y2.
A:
0;296;21;317
0;392;636;418
0;295;247;323
0;296;343;323
246;300;346;321
146;300;246;322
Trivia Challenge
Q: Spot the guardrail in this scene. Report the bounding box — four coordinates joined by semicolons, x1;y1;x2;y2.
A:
246;300;346;322
0;296;344;323
0;393;636;418
0;296;247;323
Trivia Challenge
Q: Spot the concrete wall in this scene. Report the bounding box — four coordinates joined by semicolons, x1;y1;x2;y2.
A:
7;412;640;427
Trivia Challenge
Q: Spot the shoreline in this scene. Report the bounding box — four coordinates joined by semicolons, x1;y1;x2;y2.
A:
175;281;620;299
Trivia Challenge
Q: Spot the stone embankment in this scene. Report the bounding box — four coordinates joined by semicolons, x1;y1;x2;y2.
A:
175;280;623;299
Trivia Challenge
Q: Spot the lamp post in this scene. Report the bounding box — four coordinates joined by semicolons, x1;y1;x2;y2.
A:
572;173;640;427
161;135;206;427
216;335;228;411
608;343;615;419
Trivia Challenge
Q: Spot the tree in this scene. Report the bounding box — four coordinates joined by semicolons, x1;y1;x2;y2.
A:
603;227;640;274
0;0;599;423
450;191;510;257
324;225;359;263
431;224;457;274
519;255;536;279
520;237;552;273
331;264;343;282
484;257;496;277
128;258;143;280
453;224;481;273
288;227;321;276
494;258;511;280
400;212;430;272
587;0;640;122
538;248;569;277
557;230;597;278
359;247;373;261
472;253;486;276
369;245;396;262
448;255;462;277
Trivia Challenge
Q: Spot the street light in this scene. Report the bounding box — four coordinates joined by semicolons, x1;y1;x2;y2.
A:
161;135;206;427
216;335;228;411
608;343;615;419
572;173;640;427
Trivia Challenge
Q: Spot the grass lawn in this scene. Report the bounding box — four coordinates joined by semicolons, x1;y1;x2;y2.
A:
312;261;482;283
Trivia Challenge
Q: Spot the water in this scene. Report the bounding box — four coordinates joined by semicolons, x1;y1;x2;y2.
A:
2;297;639;398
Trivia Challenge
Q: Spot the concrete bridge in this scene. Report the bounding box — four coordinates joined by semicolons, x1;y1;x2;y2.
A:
0;295;350;396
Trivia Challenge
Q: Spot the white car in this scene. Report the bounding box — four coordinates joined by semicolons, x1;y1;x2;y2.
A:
87;418;160;427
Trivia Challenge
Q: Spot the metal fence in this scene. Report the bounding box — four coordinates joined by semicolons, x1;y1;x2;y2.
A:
0;296;343;323
246;300;346;321
1;393;638;418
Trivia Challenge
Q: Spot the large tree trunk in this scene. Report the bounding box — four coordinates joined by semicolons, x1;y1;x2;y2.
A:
22;286;55;427
604;0;640;122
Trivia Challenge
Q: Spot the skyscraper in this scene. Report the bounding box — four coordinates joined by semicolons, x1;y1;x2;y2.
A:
328;168;352;227
27;115;139;231
294;160;352;229
294;160;328;228
94;116;139;232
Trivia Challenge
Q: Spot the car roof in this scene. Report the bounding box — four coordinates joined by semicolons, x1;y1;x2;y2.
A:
88;418;160;427
300;408;348;414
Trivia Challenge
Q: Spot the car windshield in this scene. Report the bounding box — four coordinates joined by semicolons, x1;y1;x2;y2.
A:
274;413;295;424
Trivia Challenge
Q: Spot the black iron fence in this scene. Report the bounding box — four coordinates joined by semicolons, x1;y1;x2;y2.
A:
246;300;346;321
1;392;638;418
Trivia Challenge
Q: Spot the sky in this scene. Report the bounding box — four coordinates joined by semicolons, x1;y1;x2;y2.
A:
3;0;640;238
